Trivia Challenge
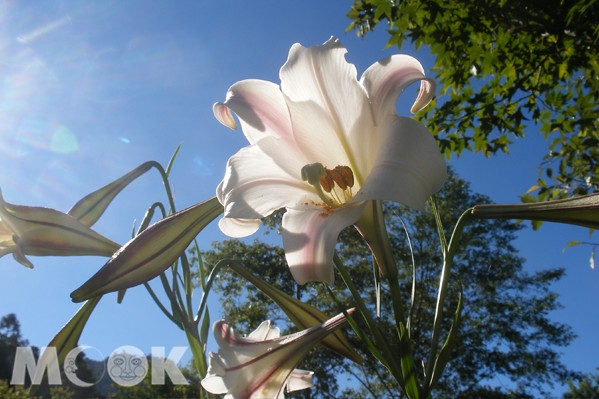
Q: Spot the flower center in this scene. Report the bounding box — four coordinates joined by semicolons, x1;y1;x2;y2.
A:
301;163;355;209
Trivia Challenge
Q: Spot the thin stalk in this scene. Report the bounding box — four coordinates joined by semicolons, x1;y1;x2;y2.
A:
424;208;473;389
143;282;179;327
148;160;177;214
334;254;405;388
324;285;388;367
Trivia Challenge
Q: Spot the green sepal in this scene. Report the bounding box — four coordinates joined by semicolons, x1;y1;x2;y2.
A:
70;197;223;302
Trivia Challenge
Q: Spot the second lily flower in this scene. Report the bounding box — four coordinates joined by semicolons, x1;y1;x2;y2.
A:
214;37;446;284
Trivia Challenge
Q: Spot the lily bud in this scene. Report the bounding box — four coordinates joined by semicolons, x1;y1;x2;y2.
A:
0;191;120;268
201;309;355;399
71;197;223;302
471;193;599;229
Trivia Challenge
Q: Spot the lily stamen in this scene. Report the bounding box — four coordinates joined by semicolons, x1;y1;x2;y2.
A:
302;163;356;209
301;163;337;208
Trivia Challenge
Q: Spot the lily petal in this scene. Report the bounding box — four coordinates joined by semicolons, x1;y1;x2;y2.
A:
287;369;314;393
219;79;294;145
219;140;315;220
213;102;238;130
248;320;281;341
354;117;447;210
218;217;261;238
280;37;370;172
282;204;366;285
202;310;353;399
0;219;13;243
361;54;435;119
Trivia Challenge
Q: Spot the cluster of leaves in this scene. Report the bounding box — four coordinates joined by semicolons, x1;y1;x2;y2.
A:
564;369;599;399
201;171;577;398
347;0;599;202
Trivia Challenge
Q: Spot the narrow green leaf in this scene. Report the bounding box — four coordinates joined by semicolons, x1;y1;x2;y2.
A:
398;321;420;399
47;296;102;366
184;327;207;377
428;291;463;390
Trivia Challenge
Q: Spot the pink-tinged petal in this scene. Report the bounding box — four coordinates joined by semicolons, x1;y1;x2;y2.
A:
248;320;281;341
213;102;237;130
218;217;260;238
219;139;316;220
410;78;436;113
361;54;436;120
202;311;353;399
201;353;228;394
280;37;371;172
216;180;260;238
354;117;447;210
286;369;314;393
282;204;366;285
221;79;294;145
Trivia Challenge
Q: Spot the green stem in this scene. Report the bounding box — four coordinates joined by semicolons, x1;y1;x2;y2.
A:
424;208;473;390
148;160;177;214
334;254;405;388
354;200;424;398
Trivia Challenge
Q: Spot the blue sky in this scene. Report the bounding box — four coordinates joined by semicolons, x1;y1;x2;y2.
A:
0;0;597;395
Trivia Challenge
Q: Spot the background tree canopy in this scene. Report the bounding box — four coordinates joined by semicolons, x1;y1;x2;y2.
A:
201;171;577;398
346;0;599;203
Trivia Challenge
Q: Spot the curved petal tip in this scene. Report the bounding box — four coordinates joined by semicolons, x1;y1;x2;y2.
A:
410;77;436;113
213;102;237;130
218;217;260;238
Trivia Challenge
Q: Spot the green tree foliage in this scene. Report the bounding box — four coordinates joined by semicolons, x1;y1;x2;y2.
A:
0;313;99;398
346;0;599;202
563;369;599;399
0;314;36;383
201;171;577;398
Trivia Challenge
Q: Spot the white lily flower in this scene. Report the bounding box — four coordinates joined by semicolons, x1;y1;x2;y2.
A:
215;37;447;284
201;310;352;399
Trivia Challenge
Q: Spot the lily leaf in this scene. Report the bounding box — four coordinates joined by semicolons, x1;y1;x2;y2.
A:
427;290;463;392
71;197;223;302
46;296;102;367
